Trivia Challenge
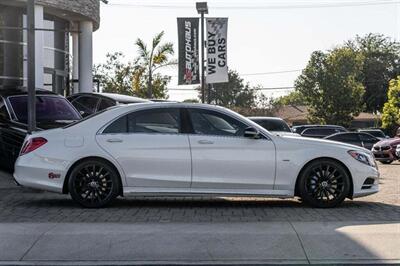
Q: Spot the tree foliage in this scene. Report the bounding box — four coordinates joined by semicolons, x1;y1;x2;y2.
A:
295;48;365;127
93;52;135;96
133;31;176;99
274;90;307;106
199;70;258;108
346;34;400;112
382;76;400;135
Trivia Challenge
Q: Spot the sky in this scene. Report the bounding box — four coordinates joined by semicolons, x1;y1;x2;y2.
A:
93;0;400;101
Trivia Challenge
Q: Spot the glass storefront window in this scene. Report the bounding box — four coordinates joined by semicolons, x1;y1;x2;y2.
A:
0;4;70;94
0;5;25;89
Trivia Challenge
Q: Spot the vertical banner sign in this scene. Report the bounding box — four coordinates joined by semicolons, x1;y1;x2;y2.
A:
206;18;228;84
177;18;200;85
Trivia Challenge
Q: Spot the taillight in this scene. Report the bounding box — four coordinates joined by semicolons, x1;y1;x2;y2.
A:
20;137;47;156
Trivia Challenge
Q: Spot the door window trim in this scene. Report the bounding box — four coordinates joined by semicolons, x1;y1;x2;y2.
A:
185;106;270;140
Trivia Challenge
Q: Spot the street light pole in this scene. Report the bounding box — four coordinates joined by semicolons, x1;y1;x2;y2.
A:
27;0;36;133
200;12;205;103
196;2;208;104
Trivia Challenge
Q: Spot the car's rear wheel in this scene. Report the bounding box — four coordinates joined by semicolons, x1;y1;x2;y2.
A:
299;159;350;208
380;160;393;164
68;159;120;208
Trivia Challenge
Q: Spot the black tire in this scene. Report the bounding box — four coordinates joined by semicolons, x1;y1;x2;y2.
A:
68;159;120;208
298;159;351;208
380;160;393;164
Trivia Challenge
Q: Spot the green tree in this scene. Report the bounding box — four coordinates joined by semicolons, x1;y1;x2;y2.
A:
346;34;400;112
133;31;176;99
93;52;136;95
200;70;258;108
295;48;365;127
382;76;400;135
274;90;307;106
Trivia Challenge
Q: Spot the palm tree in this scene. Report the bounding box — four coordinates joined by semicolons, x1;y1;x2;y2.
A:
133;31;176;98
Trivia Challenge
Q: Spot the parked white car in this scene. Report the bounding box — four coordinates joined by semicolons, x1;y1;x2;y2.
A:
14;103;379;208
396;145;400;157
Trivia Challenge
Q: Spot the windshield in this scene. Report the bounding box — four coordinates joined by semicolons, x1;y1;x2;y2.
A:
362;130;385;138
8;95;81;123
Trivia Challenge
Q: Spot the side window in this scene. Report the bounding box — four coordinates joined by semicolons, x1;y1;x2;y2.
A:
71;96;99;116
98;98;115;111
188;108;247;136
337;134;359;141
128;108;181;134
359;134;377;142
103;115;128;134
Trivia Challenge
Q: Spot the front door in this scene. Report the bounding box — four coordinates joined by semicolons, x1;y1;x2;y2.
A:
96;108;191;188
186;108;276;190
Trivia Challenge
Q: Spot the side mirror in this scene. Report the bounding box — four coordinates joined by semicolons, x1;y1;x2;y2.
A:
244;127;261;139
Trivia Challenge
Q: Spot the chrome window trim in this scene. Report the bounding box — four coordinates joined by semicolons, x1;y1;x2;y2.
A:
97;105;271;141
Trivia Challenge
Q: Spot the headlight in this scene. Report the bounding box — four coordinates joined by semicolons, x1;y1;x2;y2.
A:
348;150;376;167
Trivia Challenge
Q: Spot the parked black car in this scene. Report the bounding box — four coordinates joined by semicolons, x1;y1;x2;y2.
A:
0;89;82;170
324;132;380;150
67;92;148;117
248;117;292;133
292;125;347;138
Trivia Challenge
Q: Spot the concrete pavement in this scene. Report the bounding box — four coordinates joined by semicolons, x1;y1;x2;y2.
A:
0;221;399;265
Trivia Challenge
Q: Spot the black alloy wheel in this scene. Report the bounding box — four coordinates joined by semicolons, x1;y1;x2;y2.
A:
299;159;350;208
68;160;120;208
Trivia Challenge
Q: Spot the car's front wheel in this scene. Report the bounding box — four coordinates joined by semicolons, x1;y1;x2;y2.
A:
380;160;393;164
68;159;120;208
298;159;351;208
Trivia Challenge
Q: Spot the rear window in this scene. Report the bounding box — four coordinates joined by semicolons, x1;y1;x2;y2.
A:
8;95;81;123
253;119;291;132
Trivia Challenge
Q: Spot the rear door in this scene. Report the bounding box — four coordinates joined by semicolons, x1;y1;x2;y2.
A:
186;107;276;190
96;107;192;188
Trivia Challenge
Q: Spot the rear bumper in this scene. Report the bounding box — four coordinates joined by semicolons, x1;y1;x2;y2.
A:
13;153;68;193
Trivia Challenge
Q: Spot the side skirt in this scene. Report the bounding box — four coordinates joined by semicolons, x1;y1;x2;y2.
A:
122;187;294;198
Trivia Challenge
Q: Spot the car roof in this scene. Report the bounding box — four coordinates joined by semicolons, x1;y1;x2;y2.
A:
358;129;383;132
292;124;345;128
248;116;284;120
0;88;58;98
324;132;376;138
69;92;148;103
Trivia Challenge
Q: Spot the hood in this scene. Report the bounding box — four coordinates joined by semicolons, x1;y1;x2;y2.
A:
278;134;370;153
270;131;300;137
375;137;400;147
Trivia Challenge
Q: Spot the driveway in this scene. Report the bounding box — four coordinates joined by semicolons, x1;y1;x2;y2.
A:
0;162;399;265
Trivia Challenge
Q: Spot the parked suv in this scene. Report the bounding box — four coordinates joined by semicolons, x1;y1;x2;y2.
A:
68;92;148;117
372;137;400;164
0;89;81;170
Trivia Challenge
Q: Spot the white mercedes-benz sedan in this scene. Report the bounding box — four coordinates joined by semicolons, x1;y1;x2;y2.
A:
14;103;379;208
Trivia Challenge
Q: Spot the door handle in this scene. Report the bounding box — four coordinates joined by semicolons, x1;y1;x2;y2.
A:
198;140;214;145
107;138;123;143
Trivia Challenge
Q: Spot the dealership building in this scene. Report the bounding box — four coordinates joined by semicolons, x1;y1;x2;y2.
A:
0;0;100;95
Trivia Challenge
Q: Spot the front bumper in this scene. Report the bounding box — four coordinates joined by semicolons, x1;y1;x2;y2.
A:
372;149;396;161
